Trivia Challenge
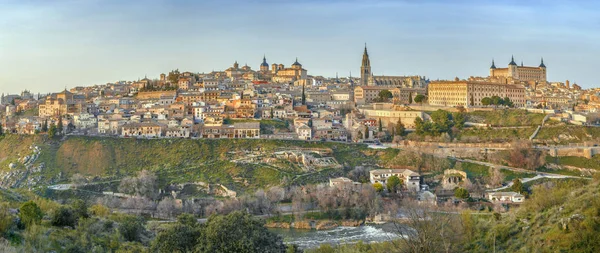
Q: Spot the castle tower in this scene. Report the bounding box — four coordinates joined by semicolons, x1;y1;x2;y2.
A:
489;59;496;76
233;61;239;69
360;44;371;86
539;57;547;82
508;55;518;79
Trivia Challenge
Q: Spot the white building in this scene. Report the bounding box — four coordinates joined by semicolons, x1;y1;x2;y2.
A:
369;169;421;192
487;192;525;203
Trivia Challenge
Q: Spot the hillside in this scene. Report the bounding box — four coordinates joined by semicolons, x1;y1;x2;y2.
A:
0;135;400;192
465;178;600;252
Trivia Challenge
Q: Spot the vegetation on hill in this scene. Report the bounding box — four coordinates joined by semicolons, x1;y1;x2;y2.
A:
546;155;600;170
467;109;545;127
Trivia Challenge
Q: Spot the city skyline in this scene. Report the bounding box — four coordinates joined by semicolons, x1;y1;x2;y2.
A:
1;0;599;94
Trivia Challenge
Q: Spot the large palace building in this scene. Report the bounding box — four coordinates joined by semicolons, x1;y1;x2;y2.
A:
489;56;547;82
428;80;526;108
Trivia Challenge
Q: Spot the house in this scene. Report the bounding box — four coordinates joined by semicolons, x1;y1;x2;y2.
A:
296;124;312;140
487;192;525;203
121;122;165;138
329;177;360;187
369;169;421;191
233;122;260;138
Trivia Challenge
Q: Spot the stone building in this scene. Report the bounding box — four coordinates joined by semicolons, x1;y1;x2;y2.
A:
271;58;308;84
357;103;426;128
359;45;428;88
489;56;547;82
428;80;526;108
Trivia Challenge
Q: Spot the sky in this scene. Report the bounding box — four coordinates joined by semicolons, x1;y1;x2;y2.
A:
1;0;599;94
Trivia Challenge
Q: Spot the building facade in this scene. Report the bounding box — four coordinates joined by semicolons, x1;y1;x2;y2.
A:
428;80;526;108
360;45;428;88
489;56;547;82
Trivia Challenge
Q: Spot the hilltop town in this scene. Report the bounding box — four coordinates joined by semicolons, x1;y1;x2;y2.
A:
2;46;600;252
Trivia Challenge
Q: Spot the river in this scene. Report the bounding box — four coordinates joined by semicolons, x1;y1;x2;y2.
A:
269;224;401;249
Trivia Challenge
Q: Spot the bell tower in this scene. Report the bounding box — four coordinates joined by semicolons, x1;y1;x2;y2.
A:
360;44;371;86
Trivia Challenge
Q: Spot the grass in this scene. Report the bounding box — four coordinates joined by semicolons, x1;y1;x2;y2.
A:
456;127;535;142
458;162;490;179
535;125;600;144
466;109;545;127
545;155;600;170
500;169;536;182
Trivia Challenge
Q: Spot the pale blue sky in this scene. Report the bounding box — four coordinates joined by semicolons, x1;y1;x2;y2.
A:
1;0;599;94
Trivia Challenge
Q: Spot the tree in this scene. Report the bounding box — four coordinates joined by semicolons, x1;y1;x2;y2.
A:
364;125;369;139
57;116;63;135
503;97;514;107
19;201;43;227
453;112;467;130
196;211;285;253
151;214;201;253
481;97;492;106
377;90;393;102
378;118;383;132
395;118;405;136
0;124;3;136
408;92;413;104
491;96;503;108
414;94;425;105
71;199;89;220
511;178;524;194
41;119;48;132
48;123;57;138
386;176;401;193
223;117;232;125
119;215;145;242
470;94;475;107
301;84;306;105
431;110;454;134
51;206;76;227
454;187;469;199
373;183;384;193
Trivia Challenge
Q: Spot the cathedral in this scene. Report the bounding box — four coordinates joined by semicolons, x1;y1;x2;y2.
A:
359;45;427;88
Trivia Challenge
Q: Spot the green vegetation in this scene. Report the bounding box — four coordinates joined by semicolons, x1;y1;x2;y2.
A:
481;96;513;107
373;182;383;192
455;127;534;142
545;155;600;170
414;94;425;105
386;175;401;192
467;109;545;126
500;169;536;182
456;162;489;179
454;187;469;199
536;125;600;144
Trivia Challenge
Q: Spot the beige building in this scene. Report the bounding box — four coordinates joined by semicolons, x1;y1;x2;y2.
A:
271;58;307;83
489;57;546;82
428;80;526;108
358;103;426;128
369;169;421;192
39;90;79;117
121;122;165;138
354;86;389;105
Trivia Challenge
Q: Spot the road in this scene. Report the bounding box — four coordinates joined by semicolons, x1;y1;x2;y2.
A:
450;157;588;180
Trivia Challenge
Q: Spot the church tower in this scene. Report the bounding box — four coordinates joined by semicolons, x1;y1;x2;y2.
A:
360;44;371;86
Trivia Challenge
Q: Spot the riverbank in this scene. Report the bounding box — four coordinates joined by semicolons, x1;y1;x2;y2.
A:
265;219;363;230
268;224;402;249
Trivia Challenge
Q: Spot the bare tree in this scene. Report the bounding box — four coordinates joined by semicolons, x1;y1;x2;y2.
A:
489;167;504;187
392;200;465;253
